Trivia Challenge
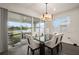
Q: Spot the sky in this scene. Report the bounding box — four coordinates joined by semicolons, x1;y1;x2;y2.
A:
8;21;32;27
8;21;44;28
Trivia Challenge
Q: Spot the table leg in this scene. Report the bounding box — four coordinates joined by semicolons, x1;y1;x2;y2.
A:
40;43;45;55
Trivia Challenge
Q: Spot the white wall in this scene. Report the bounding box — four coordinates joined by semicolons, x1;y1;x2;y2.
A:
55;7;79;45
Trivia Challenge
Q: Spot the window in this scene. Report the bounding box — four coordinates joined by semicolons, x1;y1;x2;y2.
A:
8;12;45;44
53;16;71;32
8;12;32;46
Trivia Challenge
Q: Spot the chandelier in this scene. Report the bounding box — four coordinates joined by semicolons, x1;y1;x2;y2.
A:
40;3;53;21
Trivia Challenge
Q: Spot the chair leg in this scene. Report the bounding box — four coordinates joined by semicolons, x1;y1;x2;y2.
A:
51;49;53;55
60;43;62;53
61;43;62;51
31;49;34;55
32;50;34;55
57;44;59;54
27;46;29;55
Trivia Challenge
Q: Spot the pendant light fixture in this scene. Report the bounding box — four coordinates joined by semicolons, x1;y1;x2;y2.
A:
40;3;53;21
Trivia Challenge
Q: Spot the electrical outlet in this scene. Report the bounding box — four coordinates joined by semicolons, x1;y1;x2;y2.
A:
73;43;77;46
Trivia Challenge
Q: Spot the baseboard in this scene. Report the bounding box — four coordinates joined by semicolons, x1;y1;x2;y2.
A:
62;42;79;47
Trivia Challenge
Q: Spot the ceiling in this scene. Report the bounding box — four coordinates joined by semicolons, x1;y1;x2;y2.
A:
0;3;79;18
18;3;79;14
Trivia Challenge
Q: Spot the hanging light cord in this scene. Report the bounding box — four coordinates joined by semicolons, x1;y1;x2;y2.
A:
46;3;48;14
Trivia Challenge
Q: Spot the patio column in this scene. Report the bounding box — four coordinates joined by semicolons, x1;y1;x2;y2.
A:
0;8;8;53
32;17;34;36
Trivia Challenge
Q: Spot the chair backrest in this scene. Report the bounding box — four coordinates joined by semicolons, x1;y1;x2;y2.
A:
57;33;64;44
26;34;31;45
46;33;55;41
45;34;49;41
26;34;38;47
45;34;60;48
50;34;59;45
50;34;59;47
54;34;60;44
60;34;63;41
49;34;53;40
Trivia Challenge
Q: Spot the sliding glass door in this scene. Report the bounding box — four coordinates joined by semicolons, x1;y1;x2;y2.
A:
8;11;45;47
8;12;32;47
7;11;53;50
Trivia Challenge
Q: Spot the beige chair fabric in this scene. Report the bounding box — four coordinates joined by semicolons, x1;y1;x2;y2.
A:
45;34;61;48
26;34;40;49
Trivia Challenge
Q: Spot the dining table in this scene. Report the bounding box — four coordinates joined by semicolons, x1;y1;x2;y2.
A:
34;35;51;55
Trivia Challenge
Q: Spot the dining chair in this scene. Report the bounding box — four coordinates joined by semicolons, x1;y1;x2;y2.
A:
45;34;61;54
45;34;53;41
58;33;64;52
26;34;40;55
52;33;64;54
